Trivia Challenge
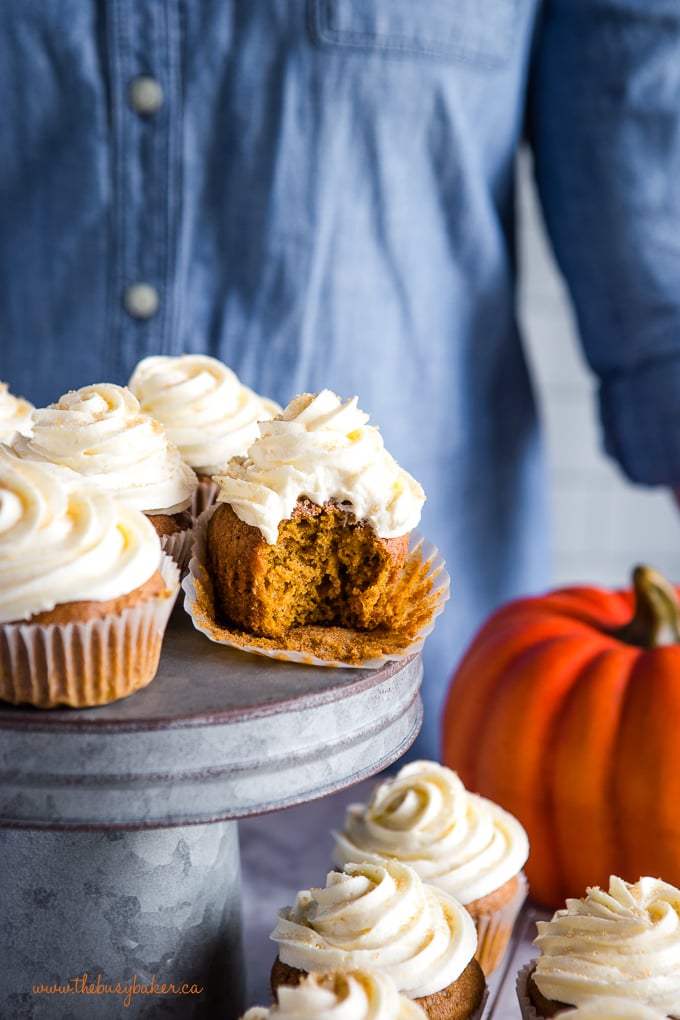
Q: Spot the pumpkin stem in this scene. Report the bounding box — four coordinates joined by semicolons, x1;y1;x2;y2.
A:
614;565;680;648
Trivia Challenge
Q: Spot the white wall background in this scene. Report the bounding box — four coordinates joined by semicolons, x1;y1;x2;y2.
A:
517;150;680;590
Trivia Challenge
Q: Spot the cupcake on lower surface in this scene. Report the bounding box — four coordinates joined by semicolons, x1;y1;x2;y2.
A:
10;382;196;569
0;380;33;444
516;876;680;1020
241;969;427;1019
269;858;487;1020
332;761;528;977
196;390;440;664
128;353;280;516
0;449;179;708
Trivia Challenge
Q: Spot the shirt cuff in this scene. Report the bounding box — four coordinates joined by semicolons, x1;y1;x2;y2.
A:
600;354;680;487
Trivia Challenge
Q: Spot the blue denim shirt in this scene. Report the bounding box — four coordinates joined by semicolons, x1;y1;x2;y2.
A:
2;1;680;757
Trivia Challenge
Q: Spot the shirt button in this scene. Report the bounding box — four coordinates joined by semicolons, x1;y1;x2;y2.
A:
128;75;164;116
124;283;160;319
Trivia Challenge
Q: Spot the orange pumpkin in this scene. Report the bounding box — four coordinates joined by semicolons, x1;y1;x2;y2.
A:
441;566;680;909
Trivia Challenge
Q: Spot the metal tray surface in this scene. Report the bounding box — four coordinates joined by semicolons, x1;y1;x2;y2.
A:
0;606;423;829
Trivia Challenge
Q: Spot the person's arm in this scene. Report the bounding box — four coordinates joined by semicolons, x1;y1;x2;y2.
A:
527;0;680;490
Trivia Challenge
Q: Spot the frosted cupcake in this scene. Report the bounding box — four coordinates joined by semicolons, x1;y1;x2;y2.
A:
186;389;444;665
269;858;487;1020
0;449;179;707
332;761;529;975
128;354;281;515
0;380;33;444
241;970;427;1019
516;876;680;1019
10;382;197;569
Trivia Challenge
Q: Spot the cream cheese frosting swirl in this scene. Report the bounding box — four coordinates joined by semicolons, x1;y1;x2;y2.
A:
128;354;281;475
213;390;425;544
0;381;33;444
0;448;162;622
533;876;680;1013
270;859;477;999
332;761;529;905
241;970;427;1020
11;383;196;514
555;1001;670;1020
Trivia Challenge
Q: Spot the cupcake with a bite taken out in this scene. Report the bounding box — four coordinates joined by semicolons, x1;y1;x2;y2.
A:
207;389;423;635
183;388;449;667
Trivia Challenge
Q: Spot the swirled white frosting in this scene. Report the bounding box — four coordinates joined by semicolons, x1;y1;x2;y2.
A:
555;1000;670;1020
0;381;33;444
241;970;427;1020
0;447;162;622
270;858;477;999
212;390;425;544
128;354;281;475
11;383;196;514
533;876;680;1013
332;761;529;905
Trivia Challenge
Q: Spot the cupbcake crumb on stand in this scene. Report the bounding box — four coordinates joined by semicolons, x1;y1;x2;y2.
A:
332;760;529;976
516;876;680;1020
128;353;280;516
240;969;428;1019
9;382;197;571
268;858;487;1020
0;450;179;708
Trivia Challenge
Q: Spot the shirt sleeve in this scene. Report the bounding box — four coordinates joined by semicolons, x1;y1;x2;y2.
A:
526;0;680;487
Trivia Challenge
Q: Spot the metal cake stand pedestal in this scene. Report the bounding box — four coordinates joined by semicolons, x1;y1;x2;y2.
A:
0;608;423;1019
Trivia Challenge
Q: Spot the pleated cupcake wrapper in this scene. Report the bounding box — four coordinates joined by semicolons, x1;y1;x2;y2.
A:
468;870;529;978
182;504;450;668
469;983;489;1020
160;524;196;576
0;553;180;709
190;476;220;518
516;961;541;1020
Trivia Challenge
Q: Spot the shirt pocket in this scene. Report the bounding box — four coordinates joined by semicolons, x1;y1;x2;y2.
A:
309;0;518;67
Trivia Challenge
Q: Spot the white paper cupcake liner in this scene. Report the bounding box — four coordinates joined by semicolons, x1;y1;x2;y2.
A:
160;524;196;575
470;982;489;1020
191;476;220;518
0;553;180;708
516;960;542;1020
182;504;450;668
469;870;529;977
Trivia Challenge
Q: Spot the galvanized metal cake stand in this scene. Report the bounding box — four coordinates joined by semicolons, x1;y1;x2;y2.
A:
0;605;423;1019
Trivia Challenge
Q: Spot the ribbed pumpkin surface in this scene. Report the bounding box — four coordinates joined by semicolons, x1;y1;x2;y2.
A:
441;570;680;908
